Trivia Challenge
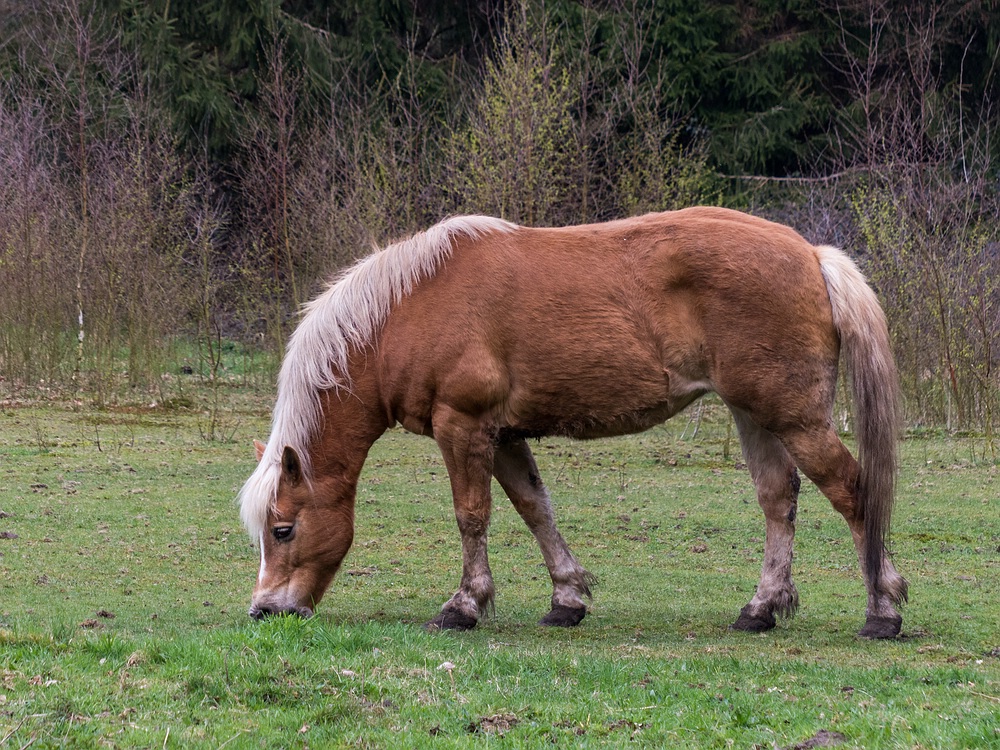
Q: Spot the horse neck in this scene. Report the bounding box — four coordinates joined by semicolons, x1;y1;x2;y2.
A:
309;383;387;486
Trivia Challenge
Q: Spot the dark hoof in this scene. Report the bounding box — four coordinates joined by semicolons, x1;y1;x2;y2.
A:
425;609;478;632
858;615;902;640
729;605;776;633
539;605;586;627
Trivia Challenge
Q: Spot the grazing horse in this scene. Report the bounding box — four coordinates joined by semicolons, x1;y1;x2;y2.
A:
239;207;908;639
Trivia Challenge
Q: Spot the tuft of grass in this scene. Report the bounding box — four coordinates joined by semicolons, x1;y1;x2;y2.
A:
0;399;996;748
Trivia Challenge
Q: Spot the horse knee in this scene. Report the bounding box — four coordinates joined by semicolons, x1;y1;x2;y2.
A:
456;512;490;538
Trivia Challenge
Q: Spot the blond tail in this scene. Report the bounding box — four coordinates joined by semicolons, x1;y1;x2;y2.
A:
816;246;901;596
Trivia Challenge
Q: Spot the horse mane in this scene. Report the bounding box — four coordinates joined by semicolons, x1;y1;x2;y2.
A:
238;215;517;540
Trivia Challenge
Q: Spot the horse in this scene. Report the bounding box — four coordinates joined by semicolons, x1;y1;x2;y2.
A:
238;206;909;639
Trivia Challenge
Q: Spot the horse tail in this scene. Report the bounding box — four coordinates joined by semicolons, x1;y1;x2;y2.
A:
816;245;901;596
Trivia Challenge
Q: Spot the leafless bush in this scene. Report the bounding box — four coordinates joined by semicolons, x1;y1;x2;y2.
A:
446;2;578;226
0;85;75;386
234;31;451;359
0;0;226;401
446;0;716;226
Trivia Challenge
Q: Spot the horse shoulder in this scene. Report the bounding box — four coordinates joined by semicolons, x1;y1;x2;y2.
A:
375;245;515;432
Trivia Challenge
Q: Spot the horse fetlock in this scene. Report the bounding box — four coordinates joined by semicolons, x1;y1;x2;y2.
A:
580;569;597;599
772;586;799;619
551;583;587;610
883;571;909;605
867;571;907;622
455;569;495;606
552;566;594;602
426;591;482;631
745;580;798;620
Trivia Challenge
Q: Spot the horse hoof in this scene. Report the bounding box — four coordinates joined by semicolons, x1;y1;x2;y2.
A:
858;615;902;640
729;605;776;633
539;605;586;627
425;609;478;632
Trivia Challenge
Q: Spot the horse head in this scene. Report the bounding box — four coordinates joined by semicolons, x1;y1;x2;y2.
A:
247;440;355;619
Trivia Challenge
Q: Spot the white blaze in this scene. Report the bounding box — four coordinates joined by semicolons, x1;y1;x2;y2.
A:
258;532;267;584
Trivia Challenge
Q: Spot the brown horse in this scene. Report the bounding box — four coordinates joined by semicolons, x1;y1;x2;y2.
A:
239;207;908;638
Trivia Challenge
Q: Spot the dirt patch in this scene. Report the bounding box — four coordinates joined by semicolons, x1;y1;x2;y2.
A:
468;713;519;735
346;566;377;576
555;720;586;736
607;719;646;737
783;730;847;750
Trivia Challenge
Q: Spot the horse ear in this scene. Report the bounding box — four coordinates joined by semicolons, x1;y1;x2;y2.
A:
253;439;267;462
281;446;304;485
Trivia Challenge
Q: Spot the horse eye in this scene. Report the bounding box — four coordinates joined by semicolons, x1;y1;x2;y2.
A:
272;525;294;541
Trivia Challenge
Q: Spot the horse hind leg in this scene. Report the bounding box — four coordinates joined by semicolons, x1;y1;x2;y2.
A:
778;424;907;639
493;438;594;626
729;408;801;633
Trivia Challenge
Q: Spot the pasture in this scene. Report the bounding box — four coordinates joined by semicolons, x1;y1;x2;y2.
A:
0;391;997;748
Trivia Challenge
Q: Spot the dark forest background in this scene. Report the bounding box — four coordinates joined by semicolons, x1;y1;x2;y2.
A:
0;0;997;435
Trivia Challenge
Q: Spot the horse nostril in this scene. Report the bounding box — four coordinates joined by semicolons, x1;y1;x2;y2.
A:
249;606;272;620
250;602;312;619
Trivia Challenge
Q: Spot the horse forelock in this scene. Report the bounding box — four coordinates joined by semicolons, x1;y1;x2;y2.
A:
238;215;517;540
239;458;280;543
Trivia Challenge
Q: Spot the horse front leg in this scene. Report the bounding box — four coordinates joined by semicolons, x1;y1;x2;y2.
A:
493;439;594;626
425;407;496;631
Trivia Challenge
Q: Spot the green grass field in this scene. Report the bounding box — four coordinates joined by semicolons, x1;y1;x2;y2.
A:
0;388;997;748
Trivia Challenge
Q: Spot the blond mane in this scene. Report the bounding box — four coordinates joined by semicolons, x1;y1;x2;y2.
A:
238;215;517;540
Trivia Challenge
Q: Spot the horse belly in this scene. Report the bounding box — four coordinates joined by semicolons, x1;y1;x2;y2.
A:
501;340;710;439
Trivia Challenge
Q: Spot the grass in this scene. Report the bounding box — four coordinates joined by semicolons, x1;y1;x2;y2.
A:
0;390;997;748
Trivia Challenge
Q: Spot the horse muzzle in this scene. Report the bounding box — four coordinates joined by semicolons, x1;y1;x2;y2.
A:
248;596;315;620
